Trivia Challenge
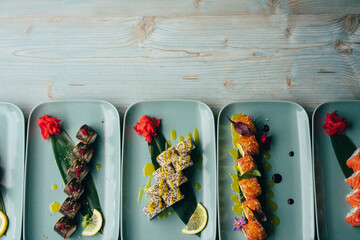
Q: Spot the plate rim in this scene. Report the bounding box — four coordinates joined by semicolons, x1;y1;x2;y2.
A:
217;100;315;240
312;100;360;240
120;99;216;240
23;99;121;239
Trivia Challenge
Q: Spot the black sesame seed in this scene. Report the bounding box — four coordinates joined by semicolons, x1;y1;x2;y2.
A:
289;151;294;157
262;125;270;132
288;199;294;205
272;173;282;183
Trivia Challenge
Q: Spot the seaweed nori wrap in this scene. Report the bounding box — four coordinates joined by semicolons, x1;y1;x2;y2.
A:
54;216;77;239
67;159;90;181
64;178;84;200
72;142;94;163
59;197;81;219
76;125;97;145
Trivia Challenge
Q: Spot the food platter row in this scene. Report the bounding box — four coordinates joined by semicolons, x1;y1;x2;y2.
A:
0;100;358;240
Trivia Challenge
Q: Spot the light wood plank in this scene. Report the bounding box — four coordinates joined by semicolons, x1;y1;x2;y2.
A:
0;0;360;16
0;14;359;116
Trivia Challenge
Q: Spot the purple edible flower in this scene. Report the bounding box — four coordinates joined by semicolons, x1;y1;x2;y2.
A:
233;216;246;231
227;116;252;137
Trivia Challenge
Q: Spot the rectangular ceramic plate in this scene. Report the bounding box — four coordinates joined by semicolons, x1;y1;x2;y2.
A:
217;101;314;240
0;102;24;240
121;100;216;240
313;100;360;239
24;100;120;240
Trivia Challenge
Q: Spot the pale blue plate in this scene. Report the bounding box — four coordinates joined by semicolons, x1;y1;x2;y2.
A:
218;101;314;240
24;100;120;240
121;100;216;240
313;100;360;239
0;102;24;240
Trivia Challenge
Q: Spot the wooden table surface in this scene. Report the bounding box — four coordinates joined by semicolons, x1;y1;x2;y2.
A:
1;0;359;118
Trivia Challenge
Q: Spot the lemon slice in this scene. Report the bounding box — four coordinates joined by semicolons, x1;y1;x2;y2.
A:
82;209;102;236
0;210;8;236
182;203;208;235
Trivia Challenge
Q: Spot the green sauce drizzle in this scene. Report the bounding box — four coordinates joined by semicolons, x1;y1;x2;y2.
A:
170;130;177;140
195;183;201;190
95;164;102;170
263;162;272;171
138;188;144;204
229;149;239;160
143;163;155;177
178;136;184;142
193;128;199;146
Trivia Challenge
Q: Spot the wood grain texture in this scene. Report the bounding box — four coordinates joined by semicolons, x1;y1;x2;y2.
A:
0;0;360;16
0;14;359;117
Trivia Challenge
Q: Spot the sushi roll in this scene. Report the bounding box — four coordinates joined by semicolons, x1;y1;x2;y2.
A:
175;137;195;155
242;219;267;240
143;199;166;220
345;206;360;226
153;164;176;184
237;156;257;174
76;125;97;145
237;135;259;157
59;197;81;219
72;142;94;163
346;189;360;207
346;147;360;172
235;115;256;134
238;178;262;199
54;216;77;239
64;178;84;200
162;185;184;207
346;171;360;190
156;147;177;167
171;154;193;172
146;182;169;201
242;198;265;222
67;159;91;181
168;170;187;188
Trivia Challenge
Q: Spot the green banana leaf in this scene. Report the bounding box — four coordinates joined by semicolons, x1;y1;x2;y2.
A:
51;130;104;232
151;133;198;225
330;133;356;178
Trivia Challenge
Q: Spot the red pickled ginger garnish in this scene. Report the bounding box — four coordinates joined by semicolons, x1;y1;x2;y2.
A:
322;111;349;136
133;115;161;142
65;206;72;211
38;115;61;140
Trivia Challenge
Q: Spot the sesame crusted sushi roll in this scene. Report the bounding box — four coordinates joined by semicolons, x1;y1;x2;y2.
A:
168;170;187;188
156;147;177;167
59;197;81;219
238;178;262;200
175;137;195;155
146;182;169;201
237;135;259;156
242;219;267;240
345;206;360;226
346;171;360;190
72;142;94;163
236;156;257;174
143;199;166;220
76;125;97;145
346;189;360;207
64;178;84;200
54;216;77;239
153;164;176;185
162;185;184;207
67;159;91;181
171;154;193;172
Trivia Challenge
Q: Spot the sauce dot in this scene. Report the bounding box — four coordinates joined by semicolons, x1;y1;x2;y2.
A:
262;125;270;132
272;173;282;183
288;198;294;205
289;151;294;157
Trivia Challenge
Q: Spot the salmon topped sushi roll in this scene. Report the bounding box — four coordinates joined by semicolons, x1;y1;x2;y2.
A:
346;148;360;172
236;156;257;174
345;206;360;226
346;171;360;190
238;178;262;199
242;198;265;222
235;115;256;134
242;219;267;240
237;135;259;156
346;189;360;207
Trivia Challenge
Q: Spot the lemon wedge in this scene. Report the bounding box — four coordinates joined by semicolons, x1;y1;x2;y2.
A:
0;210;8;236
182;203;208;235
82;209;102;236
